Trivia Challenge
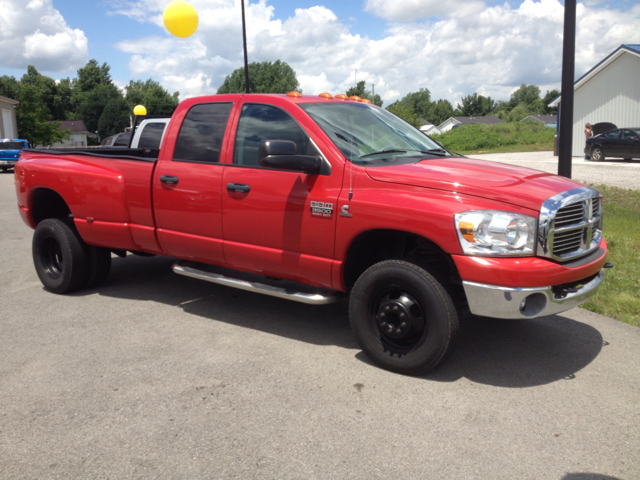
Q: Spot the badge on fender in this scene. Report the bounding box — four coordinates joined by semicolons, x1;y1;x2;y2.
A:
310;201;333;217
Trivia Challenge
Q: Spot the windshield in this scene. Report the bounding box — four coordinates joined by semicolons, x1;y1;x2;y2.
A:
0;141;26;150
299;102;449;165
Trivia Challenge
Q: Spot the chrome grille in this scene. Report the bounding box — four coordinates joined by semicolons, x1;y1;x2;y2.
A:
537;187;603;262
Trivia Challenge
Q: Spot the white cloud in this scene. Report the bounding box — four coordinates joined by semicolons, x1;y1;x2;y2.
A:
110;0;640;105
0;0;88;72
364;0;487;22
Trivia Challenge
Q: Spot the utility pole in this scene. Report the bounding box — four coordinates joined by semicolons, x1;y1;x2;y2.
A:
241;0;250;94
372;83;375;97
354;69;357;86
558;0;576;178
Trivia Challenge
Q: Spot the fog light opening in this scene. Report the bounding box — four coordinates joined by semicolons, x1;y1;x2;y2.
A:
519;293;547;318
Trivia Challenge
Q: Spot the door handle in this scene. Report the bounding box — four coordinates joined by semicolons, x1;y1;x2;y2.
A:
160;175;179;185
226;183;251;193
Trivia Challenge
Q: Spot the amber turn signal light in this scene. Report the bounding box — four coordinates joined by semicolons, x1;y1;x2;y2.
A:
458;221;476;243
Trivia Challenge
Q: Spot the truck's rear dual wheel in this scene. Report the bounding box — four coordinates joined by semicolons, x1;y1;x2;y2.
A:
32;218;111;293
349;260;459;376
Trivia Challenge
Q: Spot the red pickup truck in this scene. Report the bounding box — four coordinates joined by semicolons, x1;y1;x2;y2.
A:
15;93;608;375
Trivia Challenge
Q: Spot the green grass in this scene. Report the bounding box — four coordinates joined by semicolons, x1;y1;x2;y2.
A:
432;122;555;155
580;185;640;326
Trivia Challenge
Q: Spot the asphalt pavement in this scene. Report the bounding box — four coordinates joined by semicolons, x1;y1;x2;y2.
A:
1;166;639;479
471;151;640;190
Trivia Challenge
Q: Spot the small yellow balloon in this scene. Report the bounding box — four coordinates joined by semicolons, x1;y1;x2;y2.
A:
133;105;147;116
163;0;199;38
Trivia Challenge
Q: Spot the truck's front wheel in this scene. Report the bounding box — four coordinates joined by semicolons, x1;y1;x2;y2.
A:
349;260;459;376
32;218;88;294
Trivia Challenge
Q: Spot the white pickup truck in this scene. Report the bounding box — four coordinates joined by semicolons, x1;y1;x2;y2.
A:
101;118;171;149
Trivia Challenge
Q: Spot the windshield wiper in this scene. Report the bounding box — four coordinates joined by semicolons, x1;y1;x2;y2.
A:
418;148;450;156
359;149;407;158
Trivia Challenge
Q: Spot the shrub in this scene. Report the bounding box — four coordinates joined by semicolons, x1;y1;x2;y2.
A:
431;122;555;153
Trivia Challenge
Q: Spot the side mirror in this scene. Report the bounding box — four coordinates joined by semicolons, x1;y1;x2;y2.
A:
259;140;322;175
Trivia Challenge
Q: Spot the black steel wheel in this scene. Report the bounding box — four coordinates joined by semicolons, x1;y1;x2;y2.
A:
32;218;88;294
349;260;459;375
590;147;604;161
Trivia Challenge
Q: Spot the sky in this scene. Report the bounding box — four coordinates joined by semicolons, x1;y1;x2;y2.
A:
0;0;639;106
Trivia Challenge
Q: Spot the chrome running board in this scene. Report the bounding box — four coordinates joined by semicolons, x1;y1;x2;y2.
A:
173;262;341;305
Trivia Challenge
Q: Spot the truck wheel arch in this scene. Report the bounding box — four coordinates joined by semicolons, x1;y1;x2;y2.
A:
31;188;72;226
343;229;461;289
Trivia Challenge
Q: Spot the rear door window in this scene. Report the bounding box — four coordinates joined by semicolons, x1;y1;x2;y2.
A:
173;103;233;163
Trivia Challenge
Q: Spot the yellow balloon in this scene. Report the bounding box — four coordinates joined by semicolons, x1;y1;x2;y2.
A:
133;105;147;116
163;0;199;38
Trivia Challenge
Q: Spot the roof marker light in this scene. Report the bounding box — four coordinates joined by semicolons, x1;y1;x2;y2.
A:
287;91;302;98
362;98;372;104
349;96;362;102
318;92;333;99
335;94;348;100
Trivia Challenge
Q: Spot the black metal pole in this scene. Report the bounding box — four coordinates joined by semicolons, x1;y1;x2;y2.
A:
558;0;576;178
241;0;250;94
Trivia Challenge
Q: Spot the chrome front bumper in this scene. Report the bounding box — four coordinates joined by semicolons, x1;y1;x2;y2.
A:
462;269;605;319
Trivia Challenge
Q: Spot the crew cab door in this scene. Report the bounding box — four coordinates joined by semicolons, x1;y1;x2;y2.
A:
152;99;236;263
221;100;343;289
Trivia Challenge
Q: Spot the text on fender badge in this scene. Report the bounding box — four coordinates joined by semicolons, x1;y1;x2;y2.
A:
310;201;333;217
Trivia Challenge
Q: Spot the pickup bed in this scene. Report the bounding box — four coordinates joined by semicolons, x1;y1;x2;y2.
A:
15;93;609;375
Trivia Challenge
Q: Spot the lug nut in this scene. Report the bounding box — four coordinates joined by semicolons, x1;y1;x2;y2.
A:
400;322;406;328
399;313;405;319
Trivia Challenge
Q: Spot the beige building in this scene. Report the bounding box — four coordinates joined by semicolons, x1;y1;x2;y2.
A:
0;96;19;139
549;44;640;156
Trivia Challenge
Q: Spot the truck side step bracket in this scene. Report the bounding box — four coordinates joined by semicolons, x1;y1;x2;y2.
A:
172;261;342;305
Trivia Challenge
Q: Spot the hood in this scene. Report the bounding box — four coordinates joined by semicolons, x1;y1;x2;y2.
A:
365;157;583;212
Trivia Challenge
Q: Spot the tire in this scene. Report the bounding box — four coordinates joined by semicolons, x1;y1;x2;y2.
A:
349;260;459;376
85;245;111;288
32;218;89;294
591;147;604;162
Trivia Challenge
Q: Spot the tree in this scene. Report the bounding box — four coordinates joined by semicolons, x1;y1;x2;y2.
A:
385;101;419;128
15;83;69;147
74;59;113;93
426;99;454;126
542;89;560;114
0;75;21;101
509;84;541;108
75;83;122;133
346;81;383;107
217;60;300;94
71;60;121;131
124;79;179;115
98;96;131;139
458;92;496;116
398;88;432;121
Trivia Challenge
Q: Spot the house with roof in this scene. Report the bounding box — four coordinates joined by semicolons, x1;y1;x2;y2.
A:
418;119;442;136
437;116;504;133
0;96;19;139
549;44;640;156
521;115;557;128
47;120;98;148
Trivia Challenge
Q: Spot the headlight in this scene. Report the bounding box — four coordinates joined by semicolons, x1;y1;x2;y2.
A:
454;210;537;256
